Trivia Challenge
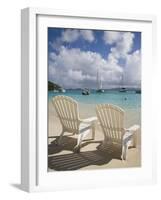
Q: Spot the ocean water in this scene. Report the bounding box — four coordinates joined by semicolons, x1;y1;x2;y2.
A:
48;89;141;111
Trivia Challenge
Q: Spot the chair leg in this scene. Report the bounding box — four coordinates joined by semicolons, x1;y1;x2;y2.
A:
74;133;83;153
91;124;95;140
121;144;128;160
133;132;137;148
56;130;64;145
121;145;125;160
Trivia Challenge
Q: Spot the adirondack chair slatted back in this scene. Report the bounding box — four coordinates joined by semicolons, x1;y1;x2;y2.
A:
52;96;79;132
96;104;124;142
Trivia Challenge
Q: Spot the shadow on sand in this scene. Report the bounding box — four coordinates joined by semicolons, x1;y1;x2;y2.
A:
48;136;122;171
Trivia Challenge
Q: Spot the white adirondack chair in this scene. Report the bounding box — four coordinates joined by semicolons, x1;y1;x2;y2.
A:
96;104;140;160
52;95;97;152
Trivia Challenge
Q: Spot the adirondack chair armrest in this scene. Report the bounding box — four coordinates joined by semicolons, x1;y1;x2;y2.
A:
80;116;97;124
123;124;140;147
125;124;140;133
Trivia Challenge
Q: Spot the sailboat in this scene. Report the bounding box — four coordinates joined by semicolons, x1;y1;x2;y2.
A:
96;68;104;93
135;89;141;94
82;88;90;95
119;73;127;92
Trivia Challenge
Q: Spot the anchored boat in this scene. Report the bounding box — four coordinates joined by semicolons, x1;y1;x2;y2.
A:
82;88;90;95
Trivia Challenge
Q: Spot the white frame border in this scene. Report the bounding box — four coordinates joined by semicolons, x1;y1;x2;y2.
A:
21;7;157;192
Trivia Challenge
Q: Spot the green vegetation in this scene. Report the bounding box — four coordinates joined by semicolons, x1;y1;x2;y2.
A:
48;81;61;91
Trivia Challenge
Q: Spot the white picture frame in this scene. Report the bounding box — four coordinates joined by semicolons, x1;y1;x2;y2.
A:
21;7;156;192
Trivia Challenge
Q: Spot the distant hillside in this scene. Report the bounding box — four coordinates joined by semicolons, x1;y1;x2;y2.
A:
48;81;61;91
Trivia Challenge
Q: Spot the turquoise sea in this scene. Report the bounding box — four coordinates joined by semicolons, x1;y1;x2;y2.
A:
48;89;141;111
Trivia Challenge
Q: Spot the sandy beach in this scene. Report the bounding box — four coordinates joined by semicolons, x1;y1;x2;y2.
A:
48;101;141;171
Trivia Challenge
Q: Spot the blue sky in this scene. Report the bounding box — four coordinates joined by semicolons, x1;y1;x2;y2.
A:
48;28;141;89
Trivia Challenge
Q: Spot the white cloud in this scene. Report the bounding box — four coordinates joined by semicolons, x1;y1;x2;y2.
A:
61;29;80;42
104;31;134;58
103;31;121;45
103;31;141;87
49;46;123;88
49;30;141;88
80;30;95;42
124;50;141;86
49;29;95;51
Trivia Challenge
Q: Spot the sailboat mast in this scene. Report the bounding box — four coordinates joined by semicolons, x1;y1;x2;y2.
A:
96;67;104;93
97;69;99;90
100;74;102;89
122;73;124;86
97;67;103;90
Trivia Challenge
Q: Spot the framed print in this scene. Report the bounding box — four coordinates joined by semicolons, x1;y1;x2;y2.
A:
21;8;156;192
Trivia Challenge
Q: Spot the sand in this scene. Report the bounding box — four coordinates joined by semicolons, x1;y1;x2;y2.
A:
48;101;141;171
